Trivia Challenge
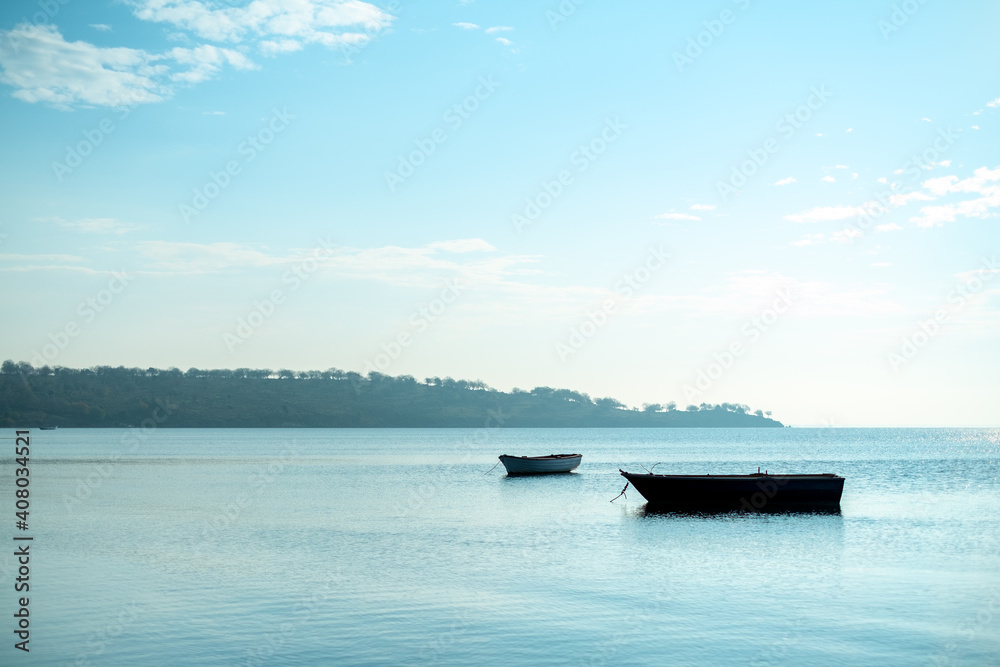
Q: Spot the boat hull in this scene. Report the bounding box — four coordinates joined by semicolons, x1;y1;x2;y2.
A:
500;454;582;475
620;470;844;510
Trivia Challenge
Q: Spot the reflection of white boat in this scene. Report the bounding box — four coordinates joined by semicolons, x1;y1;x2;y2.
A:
498;454;582;475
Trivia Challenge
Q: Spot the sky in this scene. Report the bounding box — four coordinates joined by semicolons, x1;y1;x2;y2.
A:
0;0;997;426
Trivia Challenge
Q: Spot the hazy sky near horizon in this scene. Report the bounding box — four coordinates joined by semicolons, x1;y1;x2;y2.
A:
0;0;998;426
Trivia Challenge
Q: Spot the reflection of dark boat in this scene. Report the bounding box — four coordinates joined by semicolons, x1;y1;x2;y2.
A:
499;454;582;475
619;469;844;510
39;426;58;430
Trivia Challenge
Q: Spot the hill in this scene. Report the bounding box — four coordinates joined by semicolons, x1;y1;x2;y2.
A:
0;362;783;428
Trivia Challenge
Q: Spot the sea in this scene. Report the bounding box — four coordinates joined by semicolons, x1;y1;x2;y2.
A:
2;427;999;666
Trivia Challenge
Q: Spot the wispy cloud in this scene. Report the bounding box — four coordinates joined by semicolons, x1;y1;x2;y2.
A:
774;177;796;186
130;0;392;46
785;205;867;224
689;203;716;211
35;217;142;234
0;24;255;109
453;22;479;30
0;1;394;109
655;212;700;221
485;26;513;34
910;166;1000;227
90;24;112;32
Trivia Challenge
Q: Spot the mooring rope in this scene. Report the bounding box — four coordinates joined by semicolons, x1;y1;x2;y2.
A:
484;459;502;475
610;481;629;502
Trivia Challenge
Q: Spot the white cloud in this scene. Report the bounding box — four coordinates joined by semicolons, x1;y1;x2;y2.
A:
921;117;932;122
655;212;700;221
164;44;255;83
130;239;542;291
821;175;836;183
773;177;796;186
785;205;867;224
888;191;933;207
790;234;825;247
90;24;112;32
0;24;168;108
0;2;396;108
453;22;479;30
36;217;142;234
831;229;862;243
131;0;392;47
259;39;304;56
846;128;853;133
485;26;513;33
426;239;495;253
689;204;716;211
0;24;255;108
987;98;1000;108
495;37;513;46
875;223;903;232
833;164;849;169
909;167;1000;227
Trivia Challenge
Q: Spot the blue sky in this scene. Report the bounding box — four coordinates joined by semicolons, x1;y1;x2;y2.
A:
0;0;997;425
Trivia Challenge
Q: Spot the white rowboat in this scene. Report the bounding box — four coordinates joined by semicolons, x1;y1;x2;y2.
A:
498;454;582;475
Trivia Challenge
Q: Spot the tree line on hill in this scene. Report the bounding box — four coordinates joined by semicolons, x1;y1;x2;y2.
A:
0;361;783;428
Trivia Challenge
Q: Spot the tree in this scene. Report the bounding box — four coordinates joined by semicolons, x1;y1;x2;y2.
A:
642;403;662;413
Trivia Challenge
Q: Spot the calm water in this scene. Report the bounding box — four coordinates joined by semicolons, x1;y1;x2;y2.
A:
2;427;999;666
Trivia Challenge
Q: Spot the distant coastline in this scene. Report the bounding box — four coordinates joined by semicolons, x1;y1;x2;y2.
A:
0;362;783;428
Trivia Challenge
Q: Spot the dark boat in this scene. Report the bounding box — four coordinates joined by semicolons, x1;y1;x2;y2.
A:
619;468;844;510
39;425;58;430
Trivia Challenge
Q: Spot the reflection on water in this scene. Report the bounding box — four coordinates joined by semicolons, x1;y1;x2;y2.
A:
12;427;1000;666
636;503;844;518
